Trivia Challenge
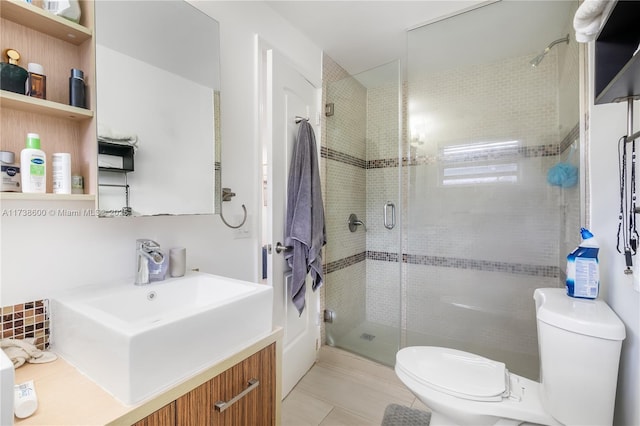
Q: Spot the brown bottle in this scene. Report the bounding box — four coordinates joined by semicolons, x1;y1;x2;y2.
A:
26;63;46;99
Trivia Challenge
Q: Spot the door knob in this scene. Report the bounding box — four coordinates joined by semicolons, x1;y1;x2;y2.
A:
275;242;292;254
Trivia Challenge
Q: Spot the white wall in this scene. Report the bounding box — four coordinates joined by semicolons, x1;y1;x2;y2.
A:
589;48;640;426
0;2;322;306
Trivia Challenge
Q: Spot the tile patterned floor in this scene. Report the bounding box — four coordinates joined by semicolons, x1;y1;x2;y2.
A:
282;346;430;425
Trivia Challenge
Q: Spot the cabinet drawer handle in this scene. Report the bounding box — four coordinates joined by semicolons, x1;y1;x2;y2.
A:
214;378;260;412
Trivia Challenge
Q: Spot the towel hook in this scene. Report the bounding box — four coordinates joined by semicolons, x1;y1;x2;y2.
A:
295;115;309;123
219;187;247;229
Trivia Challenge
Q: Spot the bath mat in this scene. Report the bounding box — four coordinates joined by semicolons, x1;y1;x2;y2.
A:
381;403;431;426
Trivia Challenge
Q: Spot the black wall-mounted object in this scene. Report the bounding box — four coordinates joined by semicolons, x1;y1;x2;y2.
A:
98;141;134;172
69;68;86;108
594;0;640;105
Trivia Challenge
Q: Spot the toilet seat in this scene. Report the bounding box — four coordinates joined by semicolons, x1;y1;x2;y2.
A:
396;347;509;402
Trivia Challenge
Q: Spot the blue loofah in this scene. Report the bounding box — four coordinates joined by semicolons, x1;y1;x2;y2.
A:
547;162;578;188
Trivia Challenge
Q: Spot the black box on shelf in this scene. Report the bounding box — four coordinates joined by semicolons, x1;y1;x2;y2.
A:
98;141;134;172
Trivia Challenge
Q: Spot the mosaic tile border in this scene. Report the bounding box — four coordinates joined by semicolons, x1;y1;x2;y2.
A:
325;251;366;274
326;143;564;169
1;300;50;350
325;251;560;278
368;158;400;169
367;250;400;263
560;124;580;154
321;146;366;169
402;254;560;278
323;123;580;170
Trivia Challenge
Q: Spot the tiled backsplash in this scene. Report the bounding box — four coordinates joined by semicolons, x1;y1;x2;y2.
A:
1;300;50;350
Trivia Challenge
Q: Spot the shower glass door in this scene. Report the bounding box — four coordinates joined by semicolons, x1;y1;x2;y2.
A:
405;1;581;380
323;60;402;366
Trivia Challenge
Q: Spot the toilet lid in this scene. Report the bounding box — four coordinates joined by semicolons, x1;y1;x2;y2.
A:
396;347;507;401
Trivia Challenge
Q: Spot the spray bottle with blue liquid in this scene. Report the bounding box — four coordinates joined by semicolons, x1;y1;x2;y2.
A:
566;228;600;299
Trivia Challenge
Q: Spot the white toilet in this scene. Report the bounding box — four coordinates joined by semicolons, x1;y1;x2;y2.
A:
395;288;626;426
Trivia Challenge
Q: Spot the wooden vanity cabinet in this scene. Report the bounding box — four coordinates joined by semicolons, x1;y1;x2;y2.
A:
132;402;176;426
134;343;277;426
175;380;212;425
208;341;276;425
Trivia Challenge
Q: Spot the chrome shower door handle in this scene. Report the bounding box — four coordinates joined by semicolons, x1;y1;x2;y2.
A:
384;202;395;230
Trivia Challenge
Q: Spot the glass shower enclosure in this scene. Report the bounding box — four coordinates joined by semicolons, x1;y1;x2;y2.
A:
323;0;581;378
323;60;403;366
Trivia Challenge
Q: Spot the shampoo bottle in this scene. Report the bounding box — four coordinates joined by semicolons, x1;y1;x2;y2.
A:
566;228;600;299
20;133;46;193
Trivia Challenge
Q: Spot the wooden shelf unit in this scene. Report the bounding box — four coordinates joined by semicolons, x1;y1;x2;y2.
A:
0;89;93;120
0;0;92;45
0;0;97;198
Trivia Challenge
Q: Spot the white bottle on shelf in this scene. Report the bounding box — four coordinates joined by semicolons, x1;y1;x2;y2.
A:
52;152;71;194
20;133;46;193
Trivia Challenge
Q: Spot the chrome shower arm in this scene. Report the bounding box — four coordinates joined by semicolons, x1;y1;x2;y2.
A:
530;34;569;67
547;34;570;50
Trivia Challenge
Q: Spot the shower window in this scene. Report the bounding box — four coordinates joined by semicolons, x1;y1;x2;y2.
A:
442;163;518;186
440;140;521;186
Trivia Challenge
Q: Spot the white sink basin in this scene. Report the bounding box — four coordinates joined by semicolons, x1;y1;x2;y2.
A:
51;272;273;405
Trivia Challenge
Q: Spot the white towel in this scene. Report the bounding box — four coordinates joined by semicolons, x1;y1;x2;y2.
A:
97;123;139;151
0;338;57;368
573;0;616;43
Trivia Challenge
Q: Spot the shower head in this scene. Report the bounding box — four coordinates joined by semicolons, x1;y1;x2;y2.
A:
529;34;570;67
529;51;548;68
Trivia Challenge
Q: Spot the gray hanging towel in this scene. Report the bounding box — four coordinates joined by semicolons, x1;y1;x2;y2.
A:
284;120;326;315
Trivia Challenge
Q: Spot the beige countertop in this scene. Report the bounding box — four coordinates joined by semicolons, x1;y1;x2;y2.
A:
13;329;283;426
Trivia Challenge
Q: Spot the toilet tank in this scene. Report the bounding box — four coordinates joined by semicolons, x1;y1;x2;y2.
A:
534;288;625;426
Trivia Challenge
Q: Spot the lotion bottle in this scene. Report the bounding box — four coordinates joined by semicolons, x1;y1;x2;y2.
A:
52;153;71;194
21;133;46;193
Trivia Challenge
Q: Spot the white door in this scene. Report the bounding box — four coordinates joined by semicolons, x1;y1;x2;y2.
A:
263;47;321;399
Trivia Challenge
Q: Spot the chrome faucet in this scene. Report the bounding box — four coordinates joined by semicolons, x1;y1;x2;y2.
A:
135;239;164;285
